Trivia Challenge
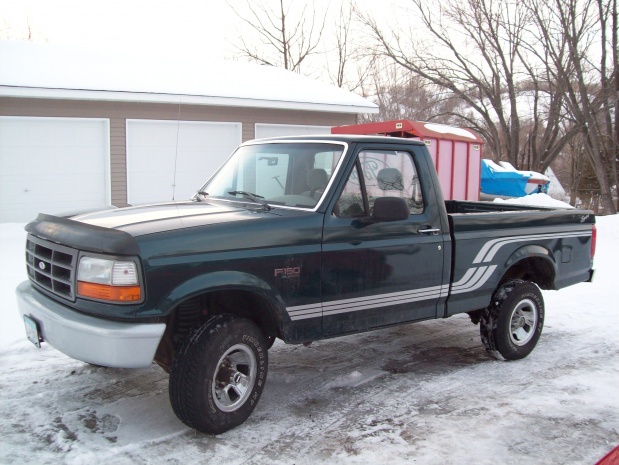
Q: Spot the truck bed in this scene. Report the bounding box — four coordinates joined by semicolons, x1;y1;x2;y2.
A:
443;199;594;317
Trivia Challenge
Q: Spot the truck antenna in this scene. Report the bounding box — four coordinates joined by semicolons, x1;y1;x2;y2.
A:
172;101;181;201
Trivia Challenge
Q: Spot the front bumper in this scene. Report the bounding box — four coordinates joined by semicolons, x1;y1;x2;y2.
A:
16;281;165;368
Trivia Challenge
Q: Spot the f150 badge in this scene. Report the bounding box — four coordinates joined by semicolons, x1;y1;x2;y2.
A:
274;267;301;279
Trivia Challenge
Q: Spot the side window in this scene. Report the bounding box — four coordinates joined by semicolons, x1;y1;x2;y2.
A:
335;163;366;217
335;150;424;217
361;150;424;215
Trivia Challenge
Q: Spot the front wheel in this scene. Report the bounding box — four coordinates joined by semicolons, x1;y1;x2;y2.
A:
480;280;545;361
169;314;268;434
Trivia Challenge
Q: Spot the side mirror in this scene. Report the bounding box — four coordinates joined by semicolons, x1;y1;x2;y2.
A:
372;197;409;222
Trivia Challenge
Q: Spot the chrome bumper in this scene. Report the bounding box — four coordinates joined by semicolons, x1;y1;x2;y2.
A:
16;281;165;368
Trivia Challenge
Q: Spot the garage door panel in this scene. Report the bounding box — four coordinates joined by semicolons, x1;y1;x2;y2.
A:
0;117;109;223
129;147;176;173
131;173;174;203
1;119;104;147
2;147;105;176
1;173;104;196
174;146;228;174
127;120;241;205
129;122;179;147
1;174;106;221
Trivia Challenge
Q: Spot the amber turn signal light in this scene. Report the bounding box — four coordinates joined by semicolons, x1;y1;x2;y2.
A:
77;281;141;302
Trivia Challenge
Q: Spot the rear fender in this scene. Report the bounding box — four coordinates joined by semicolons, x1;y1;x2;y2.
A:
502;244;557;289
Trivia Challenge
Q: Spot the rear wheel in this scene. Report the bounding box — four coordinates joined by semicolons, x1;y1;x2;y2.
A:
169;314;268;434
480;279;545;361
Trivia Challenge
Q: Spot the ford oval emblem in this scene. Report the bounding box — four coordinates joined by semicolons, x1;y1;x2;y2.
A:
38;261;46;271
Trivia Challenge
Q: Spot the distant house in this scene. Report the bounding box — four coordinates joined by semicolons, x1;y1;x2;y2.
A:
0;41;378;222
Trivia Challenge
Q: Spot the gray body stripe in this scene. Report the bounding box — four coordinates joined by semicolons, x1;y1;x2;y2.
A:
474;231;590;264
287;285;449;321
286;230;592;320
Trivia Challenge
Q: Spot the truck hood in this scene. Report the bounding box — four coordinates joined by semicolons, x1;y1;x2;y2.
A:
70;200;272;236
26;200;316;257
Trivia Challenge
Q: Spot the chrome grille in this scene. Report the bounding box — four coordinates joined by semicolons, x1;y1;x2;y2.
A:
26;235;78;301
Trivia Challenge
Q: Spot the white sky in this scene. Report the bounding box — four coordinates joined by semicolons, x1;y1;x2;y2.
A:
0;0;402;70
1;0;241;60
0;0;409;81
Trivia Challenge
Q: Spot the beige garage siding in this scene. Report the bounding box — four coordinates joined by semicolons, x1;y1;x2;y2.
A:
0;97;356;207
110;118;127;206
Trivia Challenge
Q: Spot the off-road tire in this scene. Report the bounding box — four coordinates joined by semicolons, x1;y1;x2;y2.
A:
480;279;545;361
169;314;268;434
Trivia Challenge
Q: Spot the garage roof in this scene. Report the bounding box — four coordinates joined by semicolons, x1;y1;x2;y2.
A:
0;40;378;114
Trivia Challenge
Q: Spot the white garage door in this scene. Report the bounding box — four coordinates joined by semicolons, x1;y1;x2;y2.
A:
127;120;241;205
0;117;109;223
255;123;332;139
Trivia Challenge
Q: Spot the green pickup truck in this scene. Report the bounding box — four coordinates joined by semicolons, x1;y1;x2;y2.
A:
16;135;596;434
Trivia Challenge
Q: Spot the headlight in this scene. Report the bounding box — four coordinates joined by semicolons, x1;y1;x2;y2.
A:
77;256;142;302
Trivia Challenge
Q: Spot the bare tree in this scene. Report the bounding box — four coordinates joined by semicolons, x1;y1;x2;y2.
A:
322;1;377;92
360;0;578;173
327;1;353;88
1;19;41;41
524;0;617;213
360;0;524;163
359;61;464;124
227;0;329;74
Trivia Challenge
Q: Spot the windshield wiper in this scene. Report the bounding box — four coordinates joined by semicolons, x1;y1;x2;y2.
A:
228;191;272;211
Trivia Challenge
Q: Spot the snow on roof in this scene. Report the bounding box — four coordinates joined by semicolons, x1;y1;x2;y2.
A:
0;40;378;114
422;122;479;141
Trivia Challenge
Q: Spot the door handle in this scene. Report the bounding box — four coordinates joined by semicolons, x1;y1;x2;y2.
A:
420;227;441;236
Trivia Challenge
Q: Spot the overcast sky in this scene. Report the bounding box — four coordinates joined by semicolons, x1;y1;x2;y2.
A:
1;0;242;59
0;0;399;62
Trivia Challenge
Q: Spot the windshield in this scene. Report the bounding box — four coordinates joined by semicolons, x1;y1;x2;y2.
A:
201;142;345;209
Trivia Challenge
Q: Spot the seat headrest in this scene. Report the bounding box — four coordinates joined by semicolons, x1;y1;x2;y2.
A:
307;168;328;187
377;168;404;190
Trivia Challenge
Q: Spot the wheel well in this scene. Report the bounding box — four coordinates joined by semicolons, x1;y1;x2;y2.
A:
154;289;280;372
500;257;555;290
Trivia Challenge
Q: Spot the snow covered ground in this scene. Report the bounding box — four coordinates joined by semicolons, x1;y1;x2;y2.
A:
1;215;618;465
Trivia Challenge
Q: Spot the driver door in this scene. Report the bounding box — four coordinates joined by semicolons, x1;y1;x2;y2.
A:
321;146;447;336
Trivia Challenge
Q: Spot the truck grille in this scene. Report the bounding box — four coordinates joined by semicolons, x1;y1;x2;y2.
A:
26;235;78;301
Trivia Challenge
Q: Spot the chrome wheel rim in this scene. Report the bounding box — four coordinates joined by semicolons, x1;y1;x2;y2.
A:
212;344;257;412
509;298;538;346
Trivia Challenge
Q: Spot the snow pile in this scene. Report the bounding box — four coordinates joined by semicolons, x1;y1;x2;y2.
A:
0;223;28;348
493;192;574;209
324;369;387;389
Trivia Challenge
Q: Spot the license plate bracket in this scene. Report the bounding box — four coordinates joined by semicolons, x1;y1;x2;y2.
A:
24;315;42;348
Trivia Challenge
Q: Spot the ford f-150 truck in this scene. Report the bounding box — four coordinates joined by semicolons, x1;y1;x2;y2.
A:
16;135;596;434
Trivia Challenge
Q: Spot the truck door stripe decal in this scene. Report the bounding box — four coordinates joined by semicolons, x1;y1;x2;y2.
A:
473;231;591;264
287;285;449;321
287;231;591;321
451;266;488;289
450;265;497;294
287;303;322;321
453;230;590;294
